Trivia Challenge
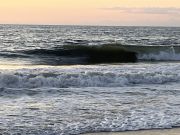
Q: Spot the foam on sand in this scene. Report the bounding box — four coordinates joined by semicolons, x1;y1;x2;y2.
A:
83;128;180;135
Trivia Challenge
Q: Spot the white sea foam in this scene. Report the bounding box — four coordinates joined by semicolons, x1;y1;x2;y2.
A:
1;63;180;134
138;51;180;61
1;86;180;134
0;63;180;88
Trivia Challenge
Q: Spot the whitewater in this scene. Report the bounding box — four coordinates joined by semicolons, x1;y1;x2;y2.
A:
0;25;180;135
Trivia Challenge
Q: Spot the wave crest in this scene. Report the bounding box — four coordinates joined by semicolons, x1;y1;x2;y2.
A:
0;69;179;88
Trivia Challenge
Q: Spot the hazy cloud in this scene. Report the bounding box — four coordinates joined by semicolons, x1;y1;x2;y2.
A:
103;7;180;15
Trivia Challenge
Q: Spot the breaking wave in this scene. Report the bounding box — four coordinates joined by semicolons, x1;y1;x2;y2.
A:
0;66;179;89
1;44;180;65
22;44;180;63
22;44;137;64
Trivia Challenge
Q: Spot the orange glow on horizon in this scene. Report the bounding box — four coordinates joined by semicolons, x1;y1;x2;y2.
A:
0;0;180;26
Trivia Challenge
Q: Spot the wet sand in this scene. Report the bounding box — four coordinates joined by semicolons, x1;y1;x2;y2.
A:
83;128;180;135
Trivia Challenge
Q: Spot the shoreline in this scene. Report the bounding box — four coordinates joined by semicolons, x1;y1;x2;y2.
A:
83;128;180;135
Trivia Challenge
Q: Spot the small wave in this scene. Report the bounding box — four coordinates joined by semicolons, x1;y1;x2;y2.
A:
0;68;179;89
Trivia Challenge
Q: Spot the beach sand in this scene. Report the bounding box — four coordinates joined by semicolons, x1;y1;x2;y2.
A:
83;128;180;135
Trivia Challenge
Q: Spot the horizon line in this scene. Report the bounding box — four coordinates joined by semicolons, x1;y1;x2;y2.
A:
0;23;180;28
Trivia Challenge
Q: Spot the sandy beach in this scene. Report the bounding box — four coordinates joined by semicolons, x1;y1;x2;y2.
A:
83;128;180;135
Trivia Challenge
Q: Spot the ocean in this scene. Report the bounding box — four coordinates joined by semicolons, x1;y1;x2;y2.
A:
0;25;180;134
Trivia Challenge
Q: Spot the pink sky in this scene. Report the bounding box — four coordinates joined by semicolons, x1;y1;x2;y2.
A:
0;0;180;26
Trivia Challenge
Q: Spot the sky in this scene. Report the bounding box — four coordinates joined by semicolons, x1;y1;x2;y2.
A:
0;0;180;26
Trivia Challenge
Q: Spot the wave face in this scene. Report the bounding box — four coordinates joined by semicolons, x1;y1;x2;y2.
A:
1;25;180;65
19;45;180;65
21;45;137;64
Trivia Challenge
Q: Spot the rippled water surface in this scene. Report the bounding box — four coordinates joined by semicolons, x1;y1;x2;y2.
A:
0;25;180;134
0;25;180;64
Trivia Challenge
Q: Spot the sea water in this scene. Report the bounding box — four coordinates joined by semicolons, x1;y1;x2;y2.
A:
0;25;180;134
